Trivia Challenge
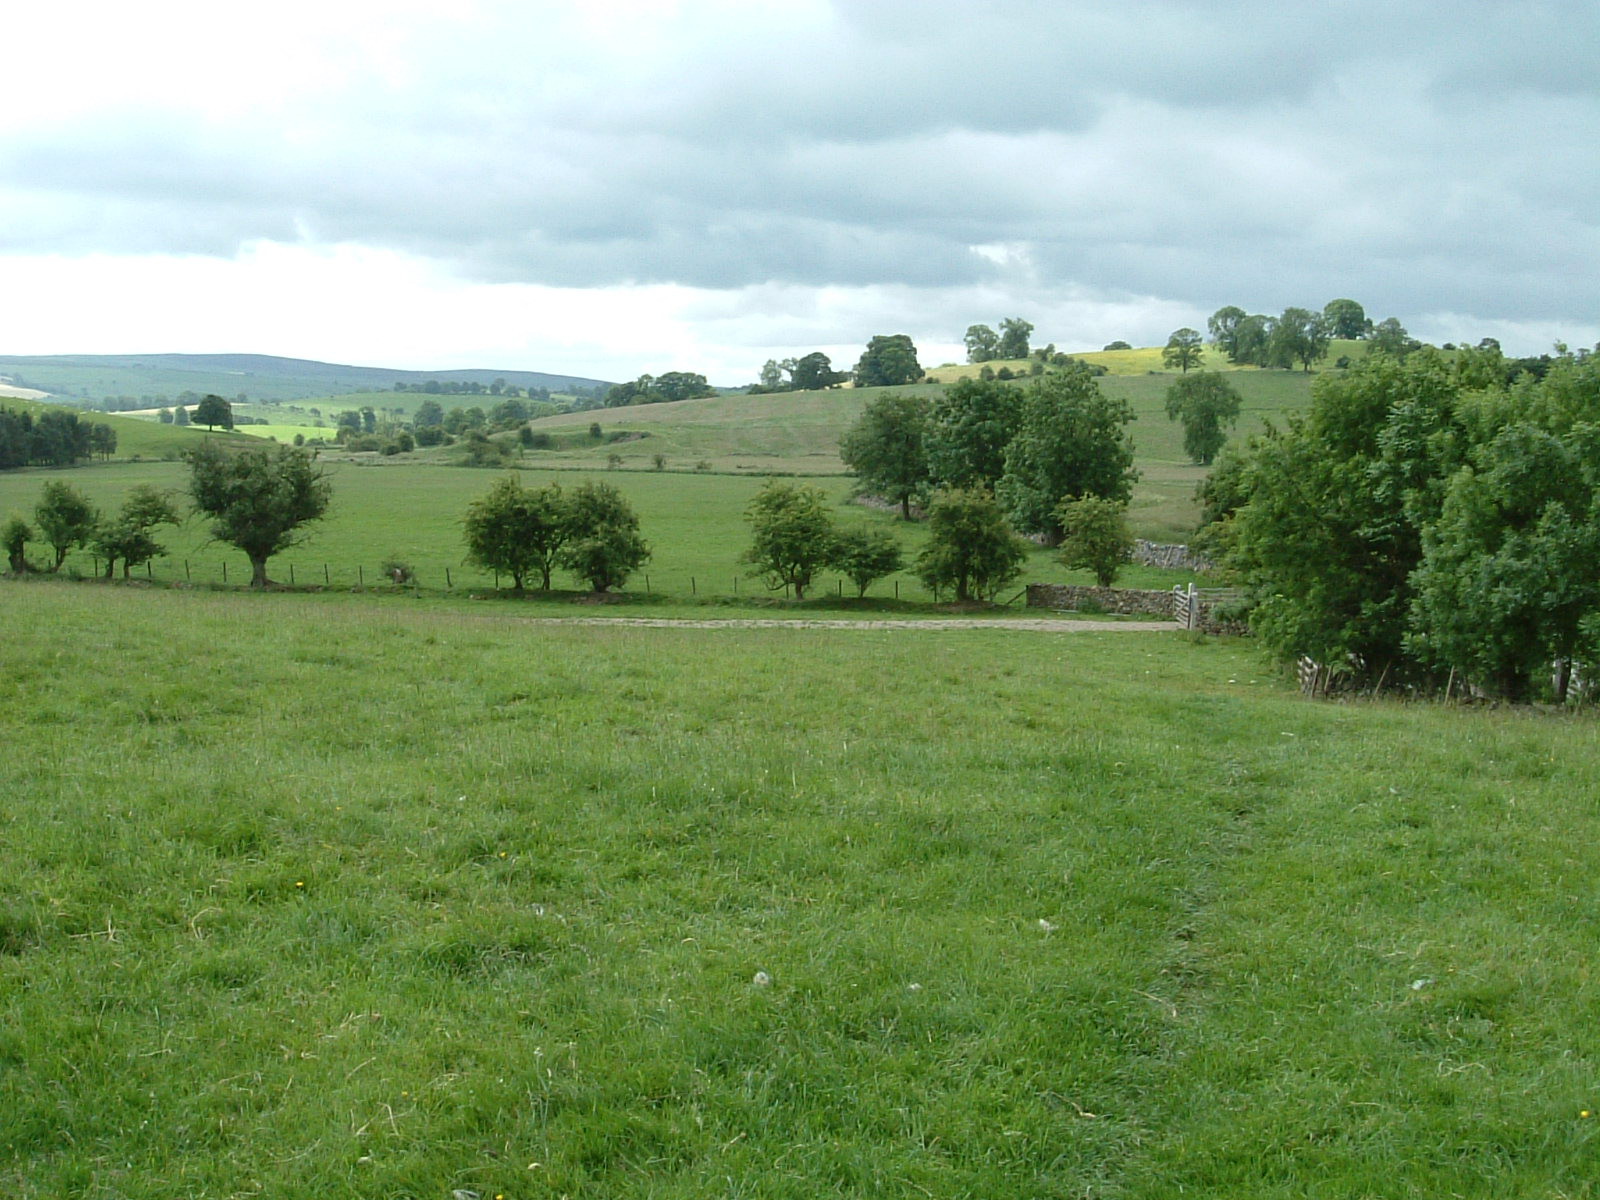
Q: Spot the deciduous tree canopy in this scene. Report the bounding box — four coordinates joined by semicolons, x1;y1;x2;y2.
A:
1162;328;1204;373
996;365;1137;542
187;442;331;587
840;392;930;519
853;334;924;389
742;481;837;599
1208;347;1600;701
915;488;1028;603
1164;372;1243;465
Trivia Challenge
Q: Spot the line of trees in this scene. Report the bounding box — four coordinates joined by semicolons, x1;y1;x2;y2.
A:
6;441;1124;608
392;379;558;401
603;372;718;408
1200;342;1600;702
5;479;179;578
0;408;117;470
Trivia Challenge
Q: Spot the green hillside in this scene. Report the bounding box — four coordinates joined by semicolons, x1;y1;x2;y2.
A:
514;357;1329;539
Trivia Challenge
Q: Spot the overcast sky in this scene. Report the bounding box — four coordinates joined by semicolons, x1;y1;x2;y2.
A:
3;0;1596;383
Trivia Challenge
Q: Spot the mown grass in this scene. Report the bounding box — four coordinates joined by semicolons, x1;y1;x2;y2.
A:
1;581;1596;1197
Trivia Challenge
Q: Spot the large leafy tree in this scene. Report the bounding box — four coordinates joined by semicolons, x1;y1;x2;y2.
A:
653;372;718;403
742;481;837;599
1368;317;1417;359
193;394;234;431
1164;372;1243;465
34;481;99;571
996;317;1033;361
853;334;924;388
1267;307;1331;372
1323;298;1371;340
560;481;649;592
839;392;930;519
1231;313;1273;367
757;359;786;390
1222;351;1466;679
964;324;999;363
187;441;331;587
1410;416;1600;702
924;378;1022;492
791;352;847;391
1162;328;1205;373
996;365;1137;542
1207;306;1248;358
915;488;1029;603
462;475;571;590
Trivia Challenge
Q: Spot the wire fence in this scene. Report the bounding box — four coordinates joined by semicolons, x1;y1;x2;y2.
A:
51;552;924;603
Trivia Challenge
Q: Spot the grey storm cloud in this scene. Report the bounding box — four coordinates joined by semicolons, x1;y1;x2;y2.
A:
3;0;1597;335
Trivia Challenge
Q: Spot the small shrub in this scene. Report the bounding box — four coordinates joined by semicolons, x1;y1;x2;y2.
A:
381;558;416;585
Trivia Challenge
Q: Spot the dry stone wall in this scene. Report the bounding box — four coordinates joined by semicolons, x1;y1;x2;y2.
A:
1132;540;1214;571
1025;584;1176;617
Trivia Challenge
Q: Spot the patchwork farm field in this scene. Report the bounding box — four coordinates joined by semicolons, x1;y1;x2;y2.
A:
2;582;1597;1197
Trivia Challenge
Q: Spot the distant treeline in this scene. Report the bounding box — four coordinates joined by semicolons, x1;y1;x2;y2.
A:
0;408;117;470
392;380;605;404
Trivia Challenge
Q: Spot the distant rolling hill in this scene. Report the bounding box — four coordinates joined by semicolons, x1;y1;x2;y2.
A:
0;353;615;405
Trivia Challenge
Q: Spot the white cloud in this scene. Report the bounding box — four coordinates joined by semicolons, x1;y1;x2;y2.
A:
0;0;1595;371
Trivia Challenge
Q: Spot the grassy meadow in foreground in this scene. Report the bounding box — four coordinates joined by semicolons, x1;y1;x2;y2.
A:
2;581;1597;1197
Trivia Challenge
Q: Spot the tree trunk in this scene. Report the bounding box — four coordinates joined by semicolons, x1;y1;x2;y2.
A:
249;554;271;588
901;496;912;520
104;558;116;579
